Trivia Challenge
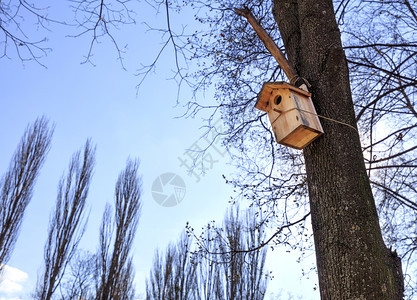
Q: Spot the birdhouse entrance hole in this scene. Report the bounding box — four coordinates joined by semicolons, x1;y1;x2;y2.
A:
255;82;324;150
274;95;282;105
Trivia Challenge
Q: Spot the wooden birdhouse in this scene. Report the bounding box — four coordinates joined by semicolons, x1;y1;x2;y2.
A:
255;82;324;150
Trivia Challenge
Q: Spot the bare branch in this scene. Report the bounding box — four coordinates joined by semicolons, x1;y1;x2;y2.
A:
69;0;136;67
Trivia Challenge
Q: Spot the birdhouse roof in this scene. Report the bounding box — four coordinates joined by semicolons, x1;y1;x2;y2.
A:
255;81;312;112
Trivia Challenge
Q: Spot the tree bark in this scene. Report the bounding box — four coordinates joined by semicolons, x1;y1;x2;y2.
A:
272;0;404;298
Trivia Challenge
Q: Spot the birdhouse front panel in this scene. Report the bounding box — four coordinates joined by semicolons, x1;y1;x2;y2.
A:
255;82;324;150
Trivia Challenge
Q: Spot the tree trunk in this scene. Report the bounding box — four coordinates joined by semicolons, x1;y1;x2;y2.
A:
272;0;404;298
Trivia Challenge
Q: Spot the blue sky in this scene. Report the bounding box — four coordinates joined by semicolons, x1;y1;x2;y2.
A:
0;2;318;299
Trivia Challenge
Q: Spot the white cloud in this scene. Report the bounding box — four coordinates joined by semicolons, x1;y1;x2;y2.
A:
0;265;29;298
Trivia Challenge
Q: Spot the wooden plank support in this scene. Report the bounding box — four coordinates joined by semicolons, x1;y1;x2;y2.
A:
234;6;298;86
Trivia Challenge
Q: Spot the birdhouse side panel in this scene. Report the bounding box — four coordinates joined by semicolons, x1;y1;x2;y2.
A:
290;92;323;133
